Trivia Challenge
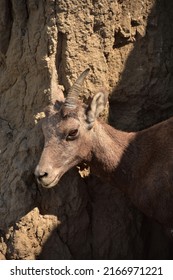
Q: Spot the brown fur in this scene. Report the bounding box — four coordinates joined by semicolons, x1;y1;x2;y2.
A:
89;118;173;227
35;78;173;227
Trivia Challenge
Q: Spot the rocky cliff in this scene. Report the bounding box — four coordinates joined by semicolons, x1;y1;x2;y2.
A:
0;0;173;259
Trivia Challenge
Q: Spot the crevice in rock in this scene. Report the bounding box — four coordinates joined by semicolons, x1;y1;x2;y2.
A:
56;31;64;84
0;0;13;55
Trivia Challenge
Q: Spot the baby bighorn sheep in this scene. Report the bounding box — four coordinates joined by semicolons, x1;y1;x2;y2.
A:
35;69;173;227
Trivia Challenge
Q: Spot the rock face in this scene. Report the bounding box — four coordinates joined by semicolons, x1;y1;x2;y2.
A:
0;0;173;259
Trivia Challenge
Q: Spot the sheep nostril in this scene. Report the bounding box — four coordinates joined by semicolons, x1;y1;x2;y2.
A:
38;172;48;181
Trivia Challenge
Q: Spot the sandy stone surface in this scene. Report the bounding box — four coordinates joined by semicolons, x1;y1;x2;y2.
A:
0;0;173;259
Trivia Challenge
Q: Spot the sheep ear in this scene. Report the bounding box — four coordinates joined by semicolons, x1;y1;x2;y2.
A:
86;90;108;129
45;100;64;117
54;100;64;111
51;86;65;111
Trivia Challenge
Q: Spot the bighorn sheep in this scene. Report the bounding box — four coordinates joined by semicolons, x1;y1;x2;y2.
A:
35;69;173;227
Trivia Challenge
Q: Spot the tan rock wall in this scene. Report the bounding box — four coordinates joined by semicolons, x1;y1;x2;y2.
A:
0;0;173;259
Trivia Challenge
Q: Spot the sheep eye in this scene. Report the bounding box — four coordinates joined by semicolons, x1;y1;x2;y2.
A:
66;129;79;140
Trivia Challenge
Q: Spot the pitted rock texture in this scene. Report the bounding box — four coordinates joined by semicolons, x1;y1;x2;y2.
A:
0;0;173;260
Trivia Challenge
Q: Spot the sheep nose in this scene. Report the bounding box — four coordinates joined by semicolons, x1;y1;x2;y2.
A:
34;167;48;182
38;172;48;180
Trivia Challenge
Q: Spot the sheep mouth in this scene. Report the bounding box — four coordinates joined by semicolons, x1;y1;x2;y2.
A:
41;172;63;188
